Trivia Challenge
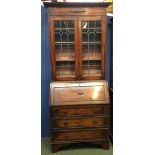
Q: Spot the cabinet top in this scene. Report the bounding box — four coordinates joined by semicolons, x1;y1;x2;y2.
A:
43;2;111;8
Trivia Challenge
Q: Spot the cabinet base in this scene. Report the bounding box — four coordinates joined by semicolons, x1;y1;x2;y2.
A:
51;144;68;153
51;141;109;153
93;141;109;150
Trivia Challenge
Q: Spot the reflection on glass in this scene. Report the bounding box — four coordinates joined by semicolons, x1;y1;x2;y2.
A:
56;61;75;77
54;20;75;78
82;21;102;77
82;60;101;77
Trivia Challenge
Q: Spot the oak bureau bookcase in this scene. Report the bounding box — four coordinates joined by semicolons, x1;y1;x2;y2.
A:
43;2;111;153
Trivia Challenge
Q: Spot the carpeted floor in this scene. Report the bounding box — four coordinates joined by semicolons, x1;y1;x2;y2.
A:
41;137;113;155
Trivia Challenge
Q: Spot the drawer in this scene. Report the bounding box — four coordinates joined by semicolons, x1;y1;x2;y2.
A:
53;129;108;141
52;105;109;117
53;116;109;129
48;7;106;16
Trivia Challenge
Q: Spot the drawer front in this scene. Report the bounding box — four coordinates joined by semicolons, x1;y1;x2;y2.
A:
53;129;108;141
52;105;109;117
48;7;106;16
53;117;108;129
54;86;105;102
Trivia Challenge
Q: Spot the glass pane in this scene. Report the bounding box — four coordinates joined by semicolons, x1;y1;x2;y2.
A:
81;21;102;77
96;21;101;28
82;33;88;42
82;60;101;77
89;21;94;28
54;20;75;78
68;33;74;42
68;21;74;28
54;21;60;28
62;32;67;42
56;61;75;77
55;44;75;61
96;33;101;42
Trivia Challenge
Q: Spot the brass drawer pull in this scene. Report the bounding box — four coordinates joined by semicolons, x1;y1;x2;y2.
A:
92;109;98;114
77;92;84;95
93;133;99;137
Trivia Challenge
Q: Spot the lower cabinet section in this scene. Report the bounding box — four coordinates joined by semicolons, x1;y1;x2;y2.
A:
50;80;110;153
52;128;108;141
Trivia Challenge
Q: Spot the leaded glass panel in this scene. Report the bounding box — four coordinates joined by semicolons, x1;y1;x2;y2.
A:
54;20;75;78
81;21;102;77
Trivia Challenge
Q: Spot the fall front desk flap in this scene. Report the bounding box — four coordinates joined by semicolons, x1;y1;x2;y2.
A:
50;80;110;106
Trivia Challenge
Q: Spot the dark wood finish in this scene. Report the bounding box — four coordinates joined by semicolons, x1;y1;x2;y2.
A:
54;86;105;102
109;87;113;142
51;143;69;153
46;4;108;80
52;128;108;141
47;7;106;16
44;2;111;8
93;141;109;150
51;105;109;117
51;141;109;153
43;3;110;152
50;81;110;152
52;116;109;128
109;17;113;142
49;16;78;80
50;80;110;106
78;16;106;80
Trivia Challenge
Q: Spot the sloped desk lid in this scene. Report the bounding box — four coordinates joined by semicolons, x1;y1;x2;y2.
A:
50;80;110;106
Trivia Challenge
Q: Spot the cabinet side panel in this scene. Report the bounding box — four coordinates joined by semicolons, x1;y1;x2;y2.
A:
48;16;56;80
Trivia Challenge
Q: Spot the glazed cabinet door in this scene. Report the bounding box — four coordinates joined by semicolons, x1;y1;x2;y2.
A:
78;16;106;80
49;16;78;80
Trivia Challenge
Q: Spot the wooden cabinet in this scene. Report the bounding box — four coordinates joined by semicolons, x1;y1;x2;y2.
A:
50;80;110;152
43;2;111;153
44;2;109;81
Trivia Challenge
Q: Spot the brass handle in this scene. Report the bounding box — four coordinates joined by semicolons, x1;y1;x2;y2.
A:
77;92;84;95
93;133;99;137
92;109;97;114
